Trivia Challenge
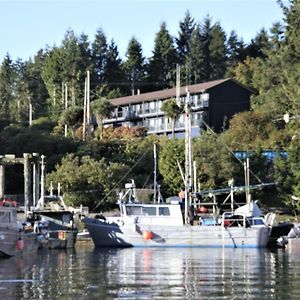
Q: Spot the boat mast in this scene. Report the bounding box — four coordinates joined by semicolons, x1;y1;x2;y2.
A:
153;143;158;204
184;87;192;224
244;157;251;204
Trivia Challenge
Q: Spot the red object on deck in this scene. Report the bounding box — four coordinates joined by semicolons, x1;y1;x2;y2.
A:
223;220;231;227
0;199;17;207
198;206;208;213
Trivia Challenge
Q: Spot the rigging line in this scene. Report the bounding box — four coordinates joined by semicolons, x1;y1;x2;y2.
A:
142;172;152;189
201;119;263;184
91;146;152;212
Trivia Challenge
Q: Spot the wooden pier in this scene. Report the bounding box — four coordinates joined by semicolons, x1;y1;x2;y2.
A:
0;153;45;214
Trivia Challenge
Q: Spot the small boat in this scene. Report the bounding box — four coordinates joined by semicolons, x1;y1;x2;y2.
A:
27;195;77;249
83;185;270;248
0;206;39;258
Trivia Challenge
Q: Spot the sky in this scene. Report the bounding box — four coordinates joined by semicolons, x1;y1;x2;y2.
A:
0;0;286;62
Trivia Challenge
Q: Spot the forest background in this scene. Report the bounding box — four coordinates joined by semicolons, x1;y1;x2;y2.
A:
0;0;299;213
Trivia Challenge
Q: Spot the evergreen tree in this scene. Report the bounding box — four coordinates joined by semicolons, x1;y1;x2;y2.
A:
0;54;15;120
91;28;108;97
245;28;271;59
200;16;213;81
226;30;246;74
102;40;127;95
12;59;29;123
186;24;204;84
176;10;195;83
42;46;64;115
269;21;285;50
61;30;83;106
200;16;227;81
78;33;92;87
24;51;49;120
176;10;195;64
147;22;177;90
209;22;227;79
123;37;145;95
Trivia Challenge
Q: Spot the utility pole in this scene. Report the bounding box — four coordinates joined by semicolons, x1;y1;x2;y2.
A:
83;77;87;141
86;70;91;138
28;96;32;126
176;64;180;104
64;83;68;137
83;71;91;141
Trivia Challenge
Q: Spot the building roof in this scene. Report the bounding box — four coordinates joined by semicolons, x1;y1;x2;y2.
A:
110;78;253;106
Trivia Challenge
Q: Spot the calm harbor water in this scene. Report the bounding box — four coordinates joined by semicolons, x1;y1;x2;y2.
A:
0;241;300;299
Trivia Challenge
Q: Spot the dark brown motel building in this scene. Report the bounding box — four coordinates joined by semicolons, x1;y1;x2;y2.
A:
104;78;253;137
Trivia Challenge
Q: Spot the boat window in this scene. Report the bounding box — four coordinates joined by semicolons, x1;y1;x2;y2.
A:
142;207;157;216
0;211;11;223
125;206;142;216
253;218;265;226
158;207;170;216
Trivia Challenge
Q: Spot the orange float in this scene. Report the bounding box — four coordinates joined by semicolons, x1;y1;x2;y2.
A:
143;230;153;240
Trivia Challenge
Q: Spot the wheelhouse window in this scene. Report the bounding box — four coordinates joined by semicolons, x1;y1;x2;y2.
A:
125;205;170;217
142;207;156;216
158;207;170;216
0;211;12;223
125;206;142;216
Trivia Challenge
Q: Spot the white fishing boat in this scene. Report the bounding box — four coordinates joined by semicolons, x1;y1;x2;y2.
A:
0;206;39;258
83;192;270;248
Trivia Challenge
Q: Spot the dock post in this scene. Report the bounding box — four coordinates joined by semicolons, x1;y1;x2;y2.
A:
32;153;40;207
23;153;31;215
0;164;5;199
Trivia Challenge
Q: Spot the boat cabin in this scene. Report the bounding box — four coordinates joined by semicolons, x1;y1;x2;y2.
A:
119;203;184;226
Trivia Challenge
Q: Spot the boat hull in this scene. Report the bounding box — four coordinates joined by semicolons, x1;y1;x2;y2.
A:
0;226;39;258
83;218;269;248
39;230;77;249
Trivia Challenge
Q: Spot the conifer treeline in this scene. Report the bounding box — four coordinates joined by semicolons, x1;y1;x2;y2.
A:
0;11;271;124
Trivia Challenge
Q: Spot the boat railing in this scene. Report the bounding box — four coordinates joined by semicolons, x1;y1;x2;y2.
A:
221;212;248;228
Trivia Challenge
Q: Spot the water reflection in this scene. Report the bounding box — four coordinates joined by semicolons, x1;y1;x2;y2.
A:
0;243;300;299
